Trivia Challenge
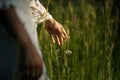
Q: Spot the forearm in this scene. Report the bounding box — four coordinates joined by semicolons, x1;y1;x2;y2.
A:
0;6;36;49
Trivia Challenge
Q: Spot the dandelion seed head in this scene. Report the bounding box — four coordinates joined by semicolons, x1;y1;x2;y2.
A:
64;50;72;55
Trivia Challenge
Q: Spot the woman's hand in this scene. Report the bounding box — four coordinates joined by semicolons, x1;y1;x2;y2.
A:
45;18;69;45
21;45;43;80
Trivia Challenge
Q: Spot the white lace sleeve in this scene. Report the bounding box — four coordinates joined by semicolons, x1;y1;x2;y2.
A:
29;0;52;24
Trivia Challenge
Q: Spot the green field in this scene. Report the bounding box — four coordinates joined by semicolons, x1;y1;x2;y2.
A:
38;0;120;80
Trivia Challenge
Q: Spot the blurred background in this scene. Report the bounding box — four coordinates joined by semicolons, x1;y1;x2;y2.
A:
38;0;120;80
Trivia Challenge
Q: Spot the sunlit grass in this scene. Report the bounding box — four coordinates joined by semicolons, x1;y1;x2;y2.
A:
38;0;120;80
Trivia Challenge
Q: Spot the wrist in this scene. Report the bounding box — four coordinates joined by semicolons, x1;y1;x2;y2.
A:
46;13;53;20
45;18;55;24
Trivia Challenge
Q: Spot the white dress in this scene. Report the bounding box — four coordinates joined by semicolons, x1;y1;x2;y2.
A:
0;0;50;80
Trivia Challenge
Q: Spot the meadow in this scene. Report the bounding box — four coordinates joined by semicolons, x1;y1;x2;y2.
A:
38;0;120;80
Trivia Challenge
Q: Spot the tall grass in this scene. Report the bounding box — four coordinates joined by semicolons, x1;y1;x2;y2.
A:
38;0;120;80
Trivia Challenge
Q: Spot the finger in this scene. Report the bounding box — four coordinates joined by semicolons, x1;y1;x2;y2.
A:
50;35;55;44
61;28;66;38
32;66;36;78
36;66;41;78
54;34;60;45
62;28;69;39
26;66;32;78
35;67;40;78
35;66;43;79
60;37;63;45
58;34;63;45
62;33;65;38
32;64;42;78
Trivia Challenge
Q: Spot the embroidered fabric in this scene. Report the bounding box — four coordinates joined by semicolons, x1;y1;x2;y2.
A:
29;0;52;24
